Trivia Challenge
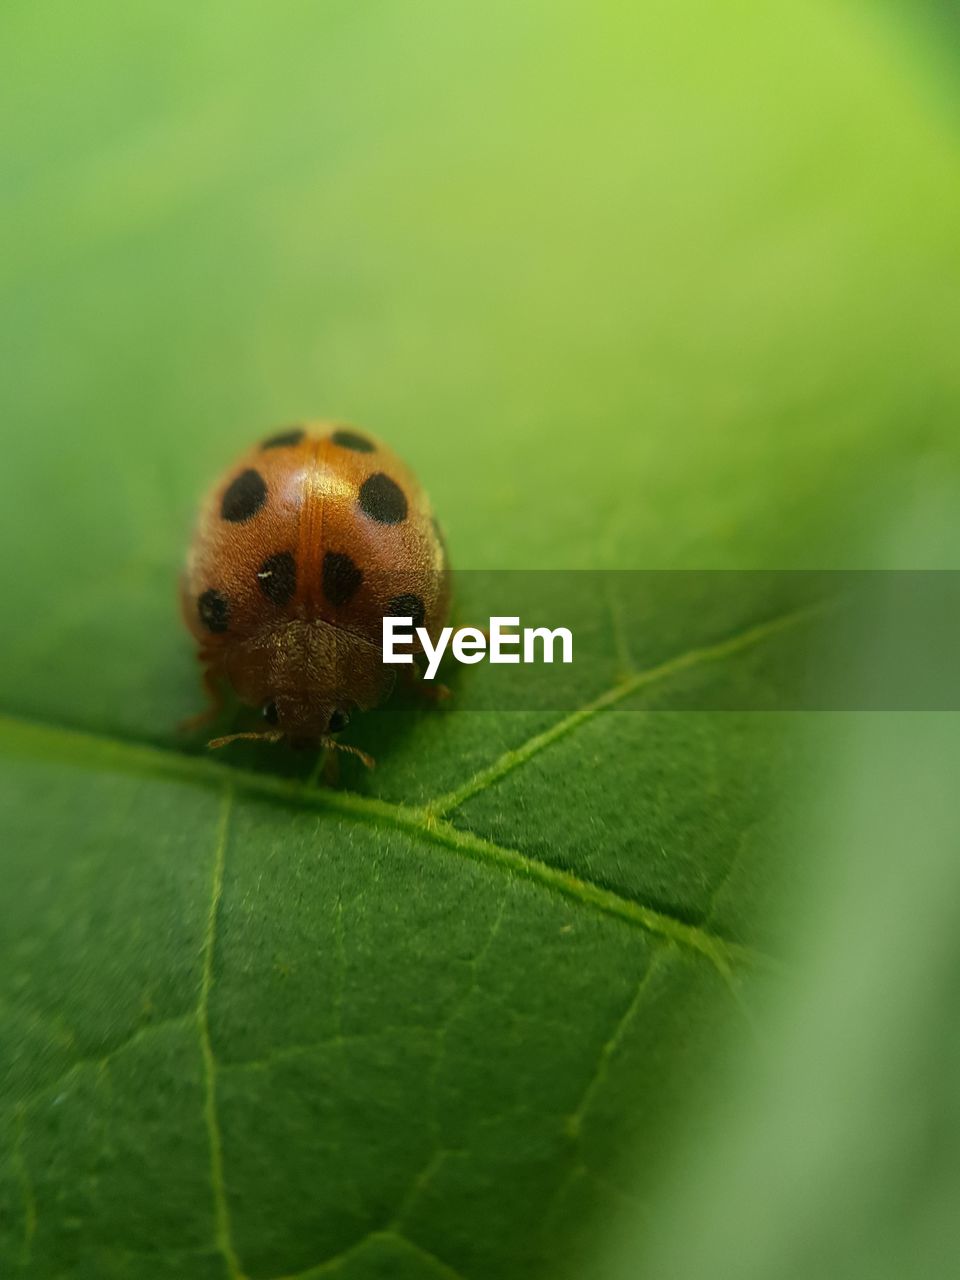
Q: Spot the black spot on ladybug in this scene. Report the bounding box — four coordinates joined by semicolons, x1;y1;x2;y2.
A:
331;429;375;453
261;428;305;450
198;589;229;633
323;551;364;605
221;469;267;522
388;593;426;629
257;551;297;606
358;473;407;525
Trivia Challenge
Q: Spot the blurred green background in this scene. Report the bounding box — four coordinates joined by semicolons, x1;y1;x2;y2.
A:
1;2;959;1278
603;501;960;1280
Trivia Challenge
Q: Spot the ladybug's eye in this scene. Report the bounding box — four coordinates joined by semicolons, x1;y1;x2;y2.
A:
328;710;349;734
262;701;279;725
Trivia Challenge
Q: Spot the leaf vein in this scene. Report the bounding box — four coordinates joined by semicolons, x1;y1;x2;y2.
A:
262;1228;466;1280
219;1024;436;1072
0;716;768;972
13;1013;195;1112
564;944;666;1141
387;1230;468;1280
424;600;825;819
198;785;243;1280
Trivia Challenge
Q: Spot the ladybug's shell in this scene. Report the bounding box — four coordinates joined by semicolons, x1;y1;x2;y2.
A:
184;424;449;660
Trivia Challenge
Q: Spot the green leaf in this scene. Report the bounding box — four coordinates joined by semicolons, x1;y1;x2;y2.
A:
2;3;960;1279
603;504;960;1280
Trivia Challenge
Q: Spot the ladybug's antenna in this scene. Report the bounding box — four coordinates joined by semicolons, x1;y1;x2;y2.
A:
319;738;376;769
207;730;284;749
205;731;374;768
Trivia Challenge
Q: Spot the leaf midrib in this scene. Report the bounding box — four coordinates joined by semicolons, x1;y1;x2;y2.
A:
1;595;819;976
0;707;756;967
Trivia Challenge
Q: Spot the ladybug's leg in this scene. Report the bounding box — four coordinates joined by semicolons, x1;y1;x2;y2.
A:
402;625;488;703
320;750;341;787
305;746;337;789
179;662;225;734
306;742;374;787
402;660;452;704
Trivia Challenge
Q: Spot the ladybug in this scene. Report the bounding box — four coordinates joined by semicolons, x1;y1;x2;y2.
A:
182;423;449;763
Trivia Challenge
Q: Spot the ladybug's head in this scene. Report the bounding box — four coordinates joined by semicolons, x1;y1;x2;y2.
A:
205;620;386;766
259;694;352;744
208;693;373;767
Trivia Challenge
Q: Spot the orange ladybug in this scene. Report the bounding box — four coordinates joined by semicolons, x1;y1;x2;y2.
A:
182;423;449;763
